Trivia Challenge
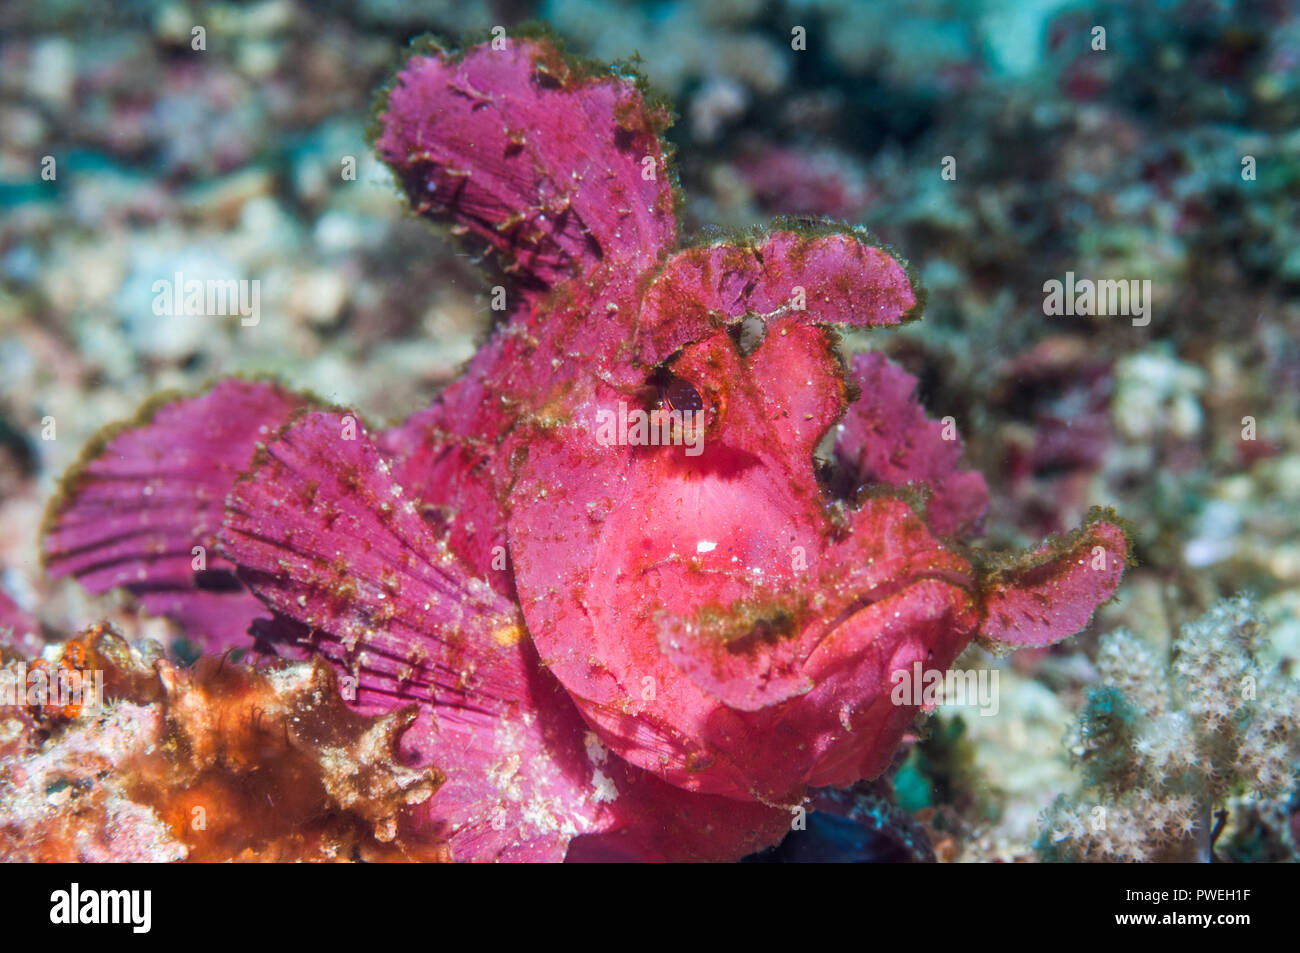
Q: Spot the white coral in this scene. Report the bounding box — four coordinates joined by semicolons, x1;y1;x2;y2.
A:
1042;594;1300;862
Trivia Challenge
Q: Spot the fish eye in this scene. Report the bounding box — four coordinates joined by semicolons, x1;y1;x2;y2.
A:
659;373;704;414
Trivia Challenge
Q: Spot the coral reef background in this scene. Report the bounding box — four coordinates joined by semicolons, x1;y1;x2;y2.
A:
1;0;1298;860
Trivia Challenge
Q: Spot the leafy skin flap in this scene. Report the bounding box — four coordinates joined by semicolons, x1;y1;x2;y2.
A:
978;515;1128;648
375;35;677;290
634;228;920;372
43;380;304;652
835;352;990;538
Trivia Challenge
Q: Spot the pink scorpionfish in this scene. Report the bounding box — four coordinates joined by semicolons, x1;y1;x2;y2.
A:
43;32;1128;861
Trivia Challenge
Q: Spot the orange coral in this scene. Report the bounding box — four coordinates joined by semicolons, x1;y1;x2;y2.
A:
0;626;447;862
24;634;93;721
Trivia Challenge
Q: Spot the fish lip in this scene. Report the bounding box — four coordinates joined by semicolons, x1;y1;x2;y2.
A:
816;565;976;650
